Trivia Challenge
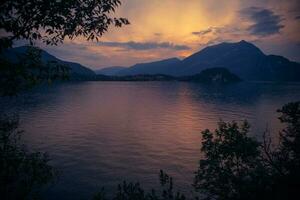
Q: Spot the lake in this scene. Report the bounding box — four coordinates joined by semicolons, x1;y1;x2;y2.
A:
1;81;300;199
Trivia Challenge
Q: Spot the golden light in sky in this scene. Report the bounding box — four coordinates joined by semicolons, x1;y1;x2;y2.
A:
37;0;300;69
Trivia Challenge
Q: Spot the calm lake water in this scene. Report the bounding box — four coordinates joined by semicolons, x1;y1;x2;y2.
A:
1;81;300;199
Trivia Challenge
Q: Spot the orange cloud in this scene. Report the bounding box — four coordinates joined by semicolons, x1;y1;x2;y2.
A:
32;0;300;69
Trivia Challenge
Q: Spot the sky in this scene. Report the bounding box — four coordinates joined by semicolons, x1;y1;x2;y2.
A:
28;0;300;69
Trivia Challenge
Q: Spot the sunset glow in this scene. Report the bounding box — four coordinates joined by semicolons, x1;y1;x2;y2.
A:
30;0;300;69
2;0;300;199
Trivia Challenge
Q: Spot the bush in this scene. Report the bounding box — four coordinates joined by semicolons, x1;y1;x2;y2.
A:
93;170;186;200
0;115;57;200
98;101;300;200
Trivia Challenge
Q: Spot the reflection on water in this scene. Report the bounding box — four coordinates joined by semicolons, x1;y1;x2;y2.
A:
1;81;300;199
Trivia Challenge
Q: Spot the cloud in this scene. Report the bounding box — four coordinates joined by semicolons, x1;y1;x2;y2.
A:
192;26;245;38
99;41;190;50
154;33;163;37
202;37;235;47
240;7;284;36
192;28;213;36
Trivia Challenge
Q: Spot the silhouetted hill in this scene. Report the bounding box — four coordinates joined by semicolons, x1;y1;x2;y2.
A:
102;40;300;81
180;68;241;83
96;74;176;81
95;68;241;83
116;58;181;76
174;40;300;81
2;46;96;80
4;41;300;82
95;66;126;75
176;40;263;76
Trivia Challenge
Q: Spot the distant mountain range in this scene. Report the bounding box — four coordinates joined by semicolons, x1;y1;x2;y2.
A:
96;40;300;81
117;58;181;76
2;46;96;79
3;41;300;82
96;67;241;84
95;66;126;76
181;68;241;83
96;58;181;76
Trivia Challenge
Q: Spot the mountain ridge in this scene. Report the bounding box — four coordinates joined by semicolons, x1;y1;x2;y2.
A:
4;41;300;82
95;66;126;76
99;40;300;81
116;57;181;76
3;46;96;79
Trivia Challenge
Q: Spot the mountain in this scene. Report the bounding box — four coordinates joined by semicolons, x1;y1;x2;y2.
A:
2;46;96;79
180;68;241;83
94;69;241;83
103;40;300;81
95;66;126;75
115;57;181;76
174;40;300;81
96;74;176;81
4;42;300;82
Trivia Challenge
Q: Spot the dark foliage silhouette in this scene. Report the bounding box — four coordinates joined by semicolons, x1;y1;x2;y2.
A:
0;0;129;49
0;115;57;200
194;101;300;200
261;102;300;199
93;170;186;200
96;101;299;200
0;3;299;198
0;46;69;96
0;1;129;198
0;0;129;95
194;121;270;200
